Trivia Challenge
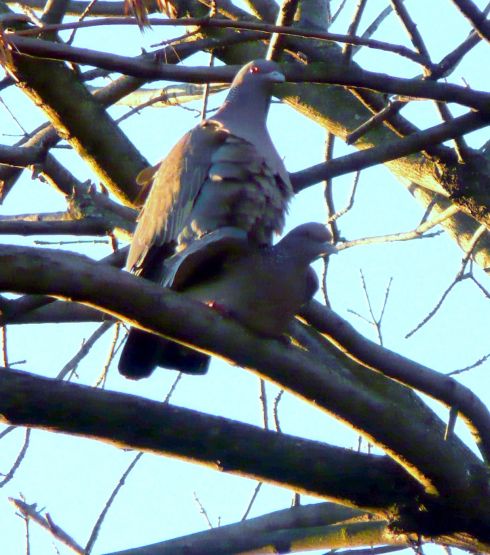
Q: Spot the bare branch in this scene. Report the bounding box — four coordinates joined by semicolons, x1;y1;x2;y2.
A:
241;481;263;521
302;301;490;463
267;0;300;60
10;497;85;554
0;244;486;503
406;224;488;338
85;452;144;554
342;0;367;62
337;204;459;250
451;0;490;42
390;0;431;66
57;321;113;380
292;112;490;205
12;16;427;63
448;352;490;376
0;428;31;488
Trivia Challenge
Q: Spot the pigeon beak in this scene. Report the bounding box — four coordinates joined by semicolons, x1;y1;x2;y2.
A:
319;243;338;258
268;70;286;83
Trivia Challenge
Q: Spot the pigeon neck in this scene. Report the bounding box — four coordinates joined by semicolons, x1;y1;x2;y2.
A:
213;88;271;131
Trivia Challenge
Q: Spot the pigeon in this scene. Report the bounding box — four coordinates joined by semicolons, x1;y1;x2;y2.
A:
166;223;337;338
119;60;293;379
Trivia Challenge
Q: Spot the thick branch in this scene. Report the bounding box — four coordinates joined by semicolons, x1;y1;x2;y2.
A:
0;3;148;205
0;366;421;512
302;301;490;463
107;514;395;555
452;0;490;42
0;144;47;166
6;36;490;111
0;243;488;515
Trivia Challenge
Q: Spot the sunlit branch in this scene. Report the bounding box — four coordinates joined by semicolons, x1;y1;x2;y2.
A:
0;243;485;504
336;204;459;250
292;111;490;193
0;366;425;511
451;0;490;43
6;35;490;110
342;0;367;63
267;0;301;61
14;16;427;62
302;301;490;463
9;497;85;554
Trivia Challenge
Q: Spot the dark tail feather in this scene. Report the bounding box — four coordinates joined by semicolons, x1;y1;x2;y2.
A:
118;329;210;379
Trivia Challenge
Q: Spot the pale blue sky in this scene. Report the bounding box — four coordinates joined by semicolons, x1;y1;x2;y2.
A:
1;1;489;553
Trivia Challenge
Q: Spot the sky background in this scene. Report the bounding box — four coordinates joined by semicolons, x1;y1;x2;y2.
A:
0;1;489;553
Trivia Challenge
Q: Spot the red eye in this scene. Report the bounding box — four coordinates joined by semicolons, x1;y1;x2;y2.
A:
250;65;260;74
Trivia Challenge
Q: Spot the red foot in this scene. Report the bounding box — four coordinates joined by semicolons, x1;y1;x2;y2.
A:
206;301;231;317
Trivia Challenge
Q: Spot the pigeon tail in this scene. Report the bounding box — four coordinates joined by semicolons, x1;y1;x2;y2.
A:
118;329;209;379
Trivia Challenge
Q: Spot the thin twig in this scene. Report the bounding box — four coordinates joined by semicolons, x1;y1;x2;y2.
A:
323;132;338;240
470;274;490;299
94;321;121;388
342;0;367;62
322;131;336;308
356;270;392;346
0;96;28;135
13;16;428;64
10;498;85;554
20;493;31;555
163;372;183;404
336;209;454;250
200;51;215;121
57;321;113;380
272;389;284;432
240;482;263;521
406;224;487;338
1;325;7;366
405;280;460;339
327;171;360;223
331;0;349;25
0;428;31;487
85;452;144;554
193;492;214;529
259;379;269;430
448;352;490;376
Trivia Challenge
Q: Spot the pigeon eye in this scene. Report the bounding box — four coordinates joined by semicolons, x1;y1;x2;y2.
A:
250;65;261;74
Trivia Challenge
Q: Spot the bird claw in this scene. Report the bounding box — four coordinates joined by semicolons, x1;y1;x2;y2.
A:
206;300;232;318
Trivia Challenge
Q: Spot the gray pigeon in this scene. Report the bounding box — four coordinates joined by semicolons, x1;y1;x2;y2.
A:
166;223;336;338
119;60;293;379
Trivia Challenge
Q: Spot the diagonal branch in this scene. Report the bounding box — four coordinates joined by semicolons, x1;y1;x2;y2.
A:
301;301;490;463
0;243;487;510
0;366;422;512
451;0;490;42
6;36;490;111
291;111;490;231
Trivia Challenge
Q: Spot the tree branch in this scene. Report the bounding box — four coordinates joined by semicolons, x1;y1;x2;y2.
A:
6;35;490;111
0;243;487;514
451;0;490;42
301;301;490;463
0;366;422;511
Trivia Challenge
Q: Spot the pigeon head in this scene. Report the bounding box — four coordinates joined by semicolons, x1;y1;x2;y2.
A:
277;223;337;263
229;60;285;95
213;60;285;124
